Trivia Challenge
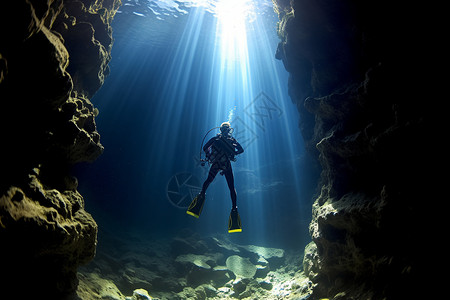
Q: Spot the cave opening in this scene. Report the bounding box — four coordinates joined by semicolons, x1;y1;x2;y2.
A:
0;0;430;298
72;0;320;298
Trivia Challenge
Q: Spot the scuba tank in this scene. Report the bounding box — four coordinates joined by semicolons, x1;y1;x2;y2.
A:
199;126;236;166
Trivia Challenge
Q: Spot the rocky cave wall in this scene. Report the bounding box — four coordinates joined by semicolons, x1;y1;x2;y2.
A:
0;0;434;299
274;0;431;299
0;0;120;298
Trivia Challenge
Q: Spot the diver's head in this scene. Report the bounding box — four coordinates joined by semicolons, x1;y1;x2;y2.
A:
220;122;232;136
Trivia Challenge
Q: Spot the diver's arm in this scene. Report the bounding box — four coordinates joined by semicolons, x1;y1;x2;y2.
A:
234;140;244;155
203;137;215;152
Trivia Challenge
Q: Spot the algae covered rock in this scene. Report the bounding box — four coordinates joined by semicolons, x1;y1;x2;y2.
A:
77;272;125;300
131;288;152;300
226;255;257;279
175;254;214;269
303;241;319;280
0;176;98;297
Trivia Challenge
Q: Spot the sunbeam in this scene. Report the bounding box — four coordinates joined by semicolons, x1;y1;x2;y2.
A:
76;0;312;248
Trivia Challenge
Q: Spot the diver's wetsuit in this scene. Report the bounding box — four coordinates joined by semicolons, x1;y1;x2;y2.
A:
201;134;244;209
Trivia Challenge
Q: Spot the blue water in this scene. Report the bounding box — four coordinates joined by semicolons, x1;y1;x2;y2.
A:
74;0;318;250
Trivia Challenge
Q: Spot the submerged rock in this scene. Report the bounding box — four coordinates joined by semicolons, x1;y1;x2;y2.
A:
175;253;232;288
0;180;98;297
131;288;152;300
226;255;257;279
239;244;285;269
255;264;270;279
77;272;125;300
175;254;214;269
78;232;304;299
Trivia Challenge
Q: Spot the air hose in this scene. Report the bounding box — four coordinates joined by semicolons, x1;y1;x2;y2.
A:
199;127;219;166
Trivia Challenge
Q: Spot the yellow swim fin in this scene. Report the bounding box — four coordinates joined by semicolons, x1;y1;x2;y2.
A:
228;208;242;233
186;193;205;218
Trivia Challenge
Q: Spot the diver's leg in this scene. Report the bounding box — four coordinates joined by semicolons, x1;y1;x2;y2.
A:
188;166;217;218
224;168;237;209
225;167;241;233
201;163;219;195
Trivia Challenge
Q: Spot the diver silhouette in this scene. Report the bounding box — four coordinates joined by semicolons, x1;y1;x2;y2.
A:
186;122;244;233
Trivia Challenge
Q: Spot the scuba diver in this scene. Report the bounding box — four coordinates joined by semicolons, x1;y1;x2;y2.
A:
186;122;244;233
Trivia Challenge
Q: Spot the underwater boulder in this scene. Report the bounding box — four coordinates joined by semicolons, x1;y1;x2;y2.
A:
121;270;181;298
0;177;98;297
119;267;153;297
177;286;210;300
216;286;235;298
175;253;214;270
302;241;319;281
131;288;152;300
255;264;270;279
200;284;219;298
211;266;233;287
238;244;285;269
175;253;228;287
258;279;274;291
230;278;250;295
77;272;125;300
226;255;257;279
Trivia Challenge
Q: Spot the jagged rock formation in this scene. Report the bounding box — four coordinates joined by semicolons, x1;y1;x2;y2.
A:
0;0;120;298
274;0;431;299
